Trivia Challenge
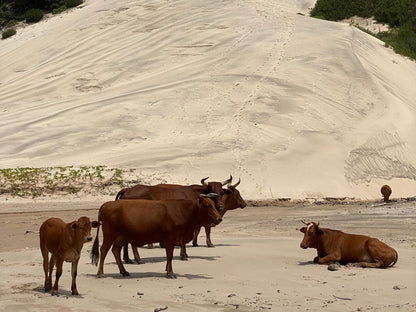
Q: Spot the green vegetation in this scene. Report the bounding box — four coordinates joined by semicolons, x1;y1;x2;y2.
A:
0;0;84;35
1;27;15;39
25;8;43;23
310;0;416;60
0;166;141;198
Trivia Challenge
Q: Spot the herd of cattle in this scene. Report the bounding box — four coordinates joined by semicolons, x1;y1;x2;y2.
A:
38;180;398;296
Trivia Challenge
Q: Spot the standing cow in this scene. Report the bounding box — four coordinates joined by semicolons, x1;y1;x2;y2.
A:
193;178;246;247
91;195;222;278
40;216;100;295
116;176;231;263
299;221;398;268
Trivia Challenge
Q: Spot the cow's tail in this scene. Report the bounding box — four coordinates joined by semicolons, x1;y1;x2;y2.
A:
115;189;126;200
91;206;102;266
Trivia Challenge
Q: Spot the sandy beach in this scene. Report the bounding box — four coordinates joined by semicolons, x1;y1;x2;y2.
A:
1;0;416;310
0;199;415;311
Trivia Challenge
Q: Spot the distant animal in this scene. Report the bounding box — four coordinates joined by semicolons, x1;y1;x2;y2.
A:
91;195;222;278
40;216;100;295
115;176;231;263
299;221;398;268
380;185;392;202
193;178;247;247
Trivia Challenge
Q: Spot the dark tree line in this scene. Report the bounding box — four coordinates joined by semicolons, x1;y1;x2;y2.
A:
311;0;416;59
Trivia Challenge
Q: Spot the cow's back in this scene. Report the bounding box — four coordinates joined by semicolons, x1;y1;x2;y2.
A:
40;218;66;253
99;199;197;246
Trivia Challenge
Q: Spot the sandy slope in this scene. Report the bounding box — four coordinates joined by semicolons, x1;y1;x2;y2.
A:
1;0;416;199
0;200;415;311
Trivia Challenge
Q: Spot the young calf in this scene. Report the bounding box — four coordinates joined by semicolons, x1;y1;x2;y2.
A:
40;217;100;295
299;221;398;268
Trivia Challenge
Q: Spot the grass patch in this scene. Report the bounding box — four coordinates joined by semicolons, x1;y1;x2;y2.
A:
0;166;142;198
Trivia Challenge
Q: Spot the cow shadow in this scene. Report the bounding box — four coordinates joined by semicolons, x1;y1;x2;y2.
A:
298;260;316;266
89;271;213;280
125;255;220;264
32;286;85;298
192;243;239;248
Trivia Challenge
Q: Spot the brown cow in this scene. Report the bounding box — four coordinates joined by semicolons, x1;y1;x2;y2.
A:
116;176;231;263
40;217;100;295
299;221;398;268
193;178;247;247
91;195;222;278
381;185;392;202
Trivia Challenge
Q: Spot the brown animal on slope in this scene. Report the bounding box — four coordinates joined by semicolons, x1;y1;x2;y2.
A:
299;221;398;268
381;185;392;202
193;178;247;247
116;176;231;263
40;217;100;295
91;195;222;278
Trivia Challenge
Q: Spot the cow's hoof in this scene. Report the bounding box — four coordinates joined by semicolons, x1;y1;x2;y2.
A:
313;256;319;263
124;259;133;264
97;273;104;278
121;271;130;276
207;244;214;248
192;243;198;247
72;290;79;296
180;257;188;261
167;273;177;279
135;259;143;264
328;262;341;271
51;291;58;296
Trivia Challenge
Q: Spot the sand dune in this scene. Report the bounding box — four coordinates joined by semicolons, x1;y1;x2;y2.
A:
1;0;416;199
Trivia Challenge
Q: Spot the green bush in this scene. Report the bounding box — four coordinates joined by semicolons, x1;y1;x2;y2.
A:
25;8;43;23
65;0;83;8
6;19;19;27
52;5;67;14
2;28;16;39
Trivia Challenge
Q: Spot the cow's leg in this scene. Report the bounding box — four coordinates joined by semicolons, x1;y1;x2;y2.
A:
165;243;176;279
71;259;80;295
123;243;133;264
180;241;188;260
193;226;201;247
97;237;113;277
132;245;142;264
40;246;51;292
317;253;341;265
51;258;64;296
205;226;214;247
112;243;130;276
46;254;56;292
358;259;384;268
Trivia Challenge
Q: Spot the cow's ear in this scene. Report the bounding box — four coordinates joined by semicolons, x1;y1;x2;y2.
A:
71;222;78;230
92;221;100;228
300;227;306;233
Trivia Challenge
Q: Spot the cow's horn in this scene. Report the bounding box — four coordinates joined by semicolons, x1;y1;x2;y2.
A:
201;177;209;186
222;175;232;186
301;220;308;225
230;178;241;188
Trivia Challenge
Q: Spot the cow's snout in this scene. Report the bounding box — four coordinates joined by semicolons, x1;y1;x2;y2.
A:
300;243;307;249
85;236;93;242
218;217;222;223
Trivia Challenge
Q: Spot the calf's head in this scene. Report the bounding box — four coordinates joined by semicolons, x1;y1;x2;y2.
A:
198;194;222;226
72;216;100;243
299;221;323;249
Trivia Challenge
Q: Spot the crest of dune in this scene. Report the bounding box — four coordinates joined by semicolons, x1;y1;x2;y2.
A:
1;0;416;199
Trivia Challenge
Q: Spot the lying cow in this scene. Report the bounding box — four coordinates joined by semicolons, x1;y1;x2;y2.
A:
91;194;222;278
40;217;100;295
299;221;398;268
193;178;246;247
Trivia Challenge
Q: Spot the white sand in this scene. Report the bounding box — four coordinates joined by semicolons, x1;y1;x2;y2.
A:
0;200;415;311
1;0;416;200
